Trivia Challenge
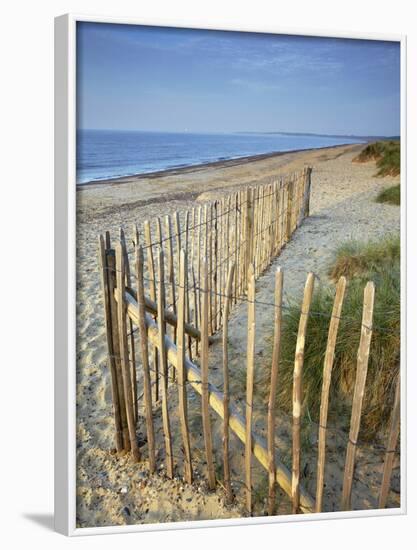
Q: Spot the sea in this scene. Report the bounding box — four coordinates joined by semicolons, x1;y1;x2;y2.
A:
76;129;364;185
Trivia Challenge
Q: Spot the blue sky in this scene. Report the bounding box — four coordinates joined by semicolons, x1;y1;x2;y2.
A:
76;22;400;136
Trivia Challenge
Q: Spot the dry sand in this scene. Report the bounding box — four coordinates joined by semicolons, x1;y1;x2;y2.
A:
76;143;400;528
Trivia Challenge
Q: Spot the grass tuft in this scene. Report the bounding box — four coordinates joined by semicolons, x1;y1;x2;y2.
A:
353;140;400;177
375;184;400;206
328;235;400;281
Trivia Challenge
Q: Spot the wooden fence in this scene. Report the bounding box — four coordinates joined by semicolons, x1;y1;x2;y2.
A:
97;168;400;516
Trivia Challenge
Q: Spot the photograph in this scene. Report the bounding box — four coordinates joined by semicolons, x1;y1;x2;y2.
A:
75;21;401;529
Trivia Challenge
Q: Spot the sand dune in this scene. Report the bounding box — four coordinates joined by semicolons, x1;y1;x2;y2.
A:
76;144;400;528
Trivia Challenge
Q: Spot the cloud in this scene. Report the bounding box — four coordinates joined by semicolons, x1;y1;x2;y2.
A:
80;23;399;79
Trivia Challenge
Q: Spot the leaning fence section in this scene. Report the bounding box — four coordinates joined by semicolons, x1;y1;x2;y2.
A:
132;167;311;350
97;167;400;518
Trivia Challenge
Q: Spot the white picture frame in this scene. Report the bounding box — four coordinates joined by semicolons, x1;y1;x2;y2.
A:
54;13;407;536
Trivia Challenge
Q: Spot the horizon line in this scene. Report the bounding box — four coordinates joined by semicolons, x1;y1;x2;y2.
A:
77;128;399;139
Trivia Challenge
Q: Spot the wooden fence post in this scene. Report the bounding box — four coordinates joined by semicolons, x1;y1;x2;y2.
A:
246;189;254;288
190;207;197;354
245;263;256;514
267;267;283;515
174;211;182;281
213;201;219;332
218;198;224;329
379;373;401;508
315;276;347;512
165;215;177;383
184;210;193;359
223;262;236;504
144;220;159;403
135;245;156;472
173;211;182;363
341;281;375;511
115;241;140;462
106;246;130;451
98;235;123;452
234;193;239;304
177;249;193;484
196;206;202;328
201;258;216;489
279;182;286;250
120;228;138;425
304;167;312;219
157;247;174;478
165;215;176;340
285;179;293;242
292;272;315;513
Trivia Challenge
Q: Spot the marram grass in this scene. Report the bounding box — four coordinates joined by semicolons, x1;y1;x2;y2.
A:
376;184;400;206
264;235;400;440
354;140;400;177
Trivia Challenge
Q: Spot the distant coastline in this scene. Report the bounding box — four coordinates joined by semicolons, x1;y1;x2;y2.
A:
236;130;400;141
77;141;363;189
76;129;366;185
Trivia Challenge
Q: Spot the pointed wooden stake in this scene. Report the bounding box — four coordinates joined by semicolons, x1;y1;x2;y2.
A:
292;272;315;513
315;276;346;512
341;281;375;511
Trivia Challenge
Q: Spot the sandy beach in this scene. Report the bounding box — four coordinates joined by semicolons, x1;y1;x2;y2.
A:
76;143;400;528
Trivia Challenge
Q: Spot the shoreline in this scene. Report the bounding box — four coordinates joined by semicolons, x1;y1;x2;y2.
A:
77;141;364;189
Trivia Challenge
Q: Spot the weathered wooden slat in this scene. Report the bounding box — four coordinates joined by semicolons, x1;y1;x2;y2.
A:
246;189;254;279
184;210;192;358
222;262;235;504
315;276;347;512
196;206;202;329
177;249;193;484
208;204;214;335
214;201;220;331
157;247;174;478
120;228;138;425
232;194;237;303
267;267;283;516
190;207;197;355
245;263;256;514
217;199;223;329
115;241;140;462
144;220;159;403
135;245;156;472
201;258;216;489
292;272;315;513
106;249;130;451
165;215;176;327
303;167;312;219
174;211;182;286
341;281;375;511
98;235;123;452
379;373;401;508
285;180;293;242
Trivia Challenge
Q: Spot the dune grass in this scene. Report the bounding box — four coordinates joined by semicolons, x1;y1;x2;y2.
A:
354;140;400;177
376;184;401;206
270;235;400;440
328;235;400;280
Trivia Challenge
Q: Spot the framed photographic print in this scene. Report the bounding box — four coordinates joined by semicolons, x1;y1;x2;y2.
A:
54;14;406;536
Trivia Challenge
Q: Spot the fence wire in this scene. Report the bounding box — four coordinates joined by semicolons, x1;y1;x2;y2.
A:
103;263;399;337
